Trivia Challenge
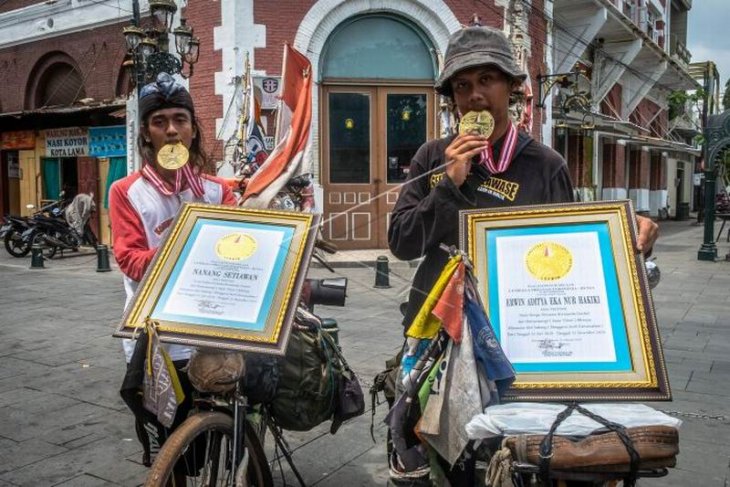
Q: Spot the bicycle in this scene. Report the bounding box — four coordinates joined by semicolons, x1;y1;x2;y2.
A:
144;383;274;487
143;240;348;487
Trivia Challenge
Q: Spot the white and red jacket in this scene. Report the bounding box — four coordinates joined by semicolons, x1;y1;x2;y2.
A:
109;171;237;362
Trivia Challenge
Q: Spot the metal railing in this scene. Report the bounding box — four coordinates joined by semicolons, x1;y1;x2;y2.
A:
670;34;692;67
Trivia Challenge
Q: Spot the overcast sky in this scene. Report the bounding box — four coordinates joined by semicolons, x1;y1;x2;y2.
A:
687;0;729;89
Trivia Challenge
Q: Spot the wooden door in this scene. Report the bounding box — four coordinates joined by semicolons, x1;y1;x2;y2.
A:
321;87;378;249
321;86;433;249
376;87;433;248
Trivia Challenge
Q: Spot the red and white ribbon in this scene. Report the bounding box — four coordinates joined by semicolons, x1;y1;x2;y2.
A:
479;122;518;174
142;163;205;199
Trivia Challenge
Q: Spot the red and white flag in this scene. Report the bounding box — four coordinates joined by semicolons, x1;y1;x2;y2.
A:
242;44;312;207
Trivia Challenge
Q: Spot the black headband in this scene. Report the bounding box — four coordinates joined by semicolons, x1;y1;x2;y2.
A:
139;72;195;121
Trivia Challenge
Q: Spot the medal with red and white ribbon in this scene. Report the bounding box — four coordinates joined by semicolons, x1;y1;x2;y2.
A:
459;110;518;174
479;121;518;174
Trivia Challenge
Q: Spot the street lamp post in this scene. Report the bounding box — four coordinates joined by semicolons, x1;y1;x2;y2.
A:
122;0;200;87
698;62;719;261
122;0;201;172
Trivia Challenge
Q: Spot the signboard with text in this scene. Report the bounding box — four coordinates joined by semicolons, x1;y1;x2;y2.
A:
89;126;127;158
45;128;88;158
1;130;35;150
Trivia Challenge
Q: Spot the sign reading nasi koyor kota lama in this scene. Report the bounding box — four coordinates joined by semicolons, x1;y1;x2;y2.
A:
45;127;89;157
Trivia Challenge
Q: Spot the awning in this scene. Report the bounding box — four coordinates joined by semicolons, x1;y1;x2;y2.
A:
558;112;701;156
0;99;127;132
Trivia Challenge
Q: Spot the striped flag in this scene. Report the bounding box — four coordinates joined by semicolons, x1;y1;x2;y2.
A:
242;44;312;207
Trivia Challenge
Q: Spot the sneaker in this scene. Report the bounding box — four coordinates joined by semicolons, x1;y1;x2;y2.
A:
388;450;431;486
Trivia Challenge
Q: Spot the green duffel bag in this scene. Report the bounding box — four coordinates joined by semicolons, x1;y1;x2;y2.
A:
268;321;338;431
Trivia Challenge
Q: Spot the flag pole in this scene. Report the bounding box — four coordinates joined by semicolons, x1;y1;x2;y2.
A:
274;43;289;145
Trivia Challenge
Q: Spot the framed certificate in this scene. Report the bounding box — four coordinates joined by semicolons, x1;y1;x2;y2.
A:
460;200;670;401
114;203;321;355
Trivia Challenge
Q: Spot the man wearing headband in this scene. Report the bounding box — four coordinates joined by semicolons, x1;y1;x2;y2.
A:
387;26;658;484
110;72;236;363
109;75;236;474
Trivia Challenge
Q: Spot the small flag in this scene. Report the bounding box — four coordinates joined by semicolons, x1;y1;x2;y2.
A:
242;44;312;208
143;325;185;428
406;255;461;339
432;261;465;343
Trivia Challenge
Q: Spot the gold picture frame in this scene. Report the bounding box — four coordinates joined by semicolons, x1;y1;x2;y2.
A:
460;200;670;401
114;203;320;355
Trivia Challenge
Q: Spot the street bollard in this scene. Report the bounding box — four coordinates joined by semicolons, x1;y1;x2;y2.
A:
30;243;44;269
374;255;391;289
96;244;111;272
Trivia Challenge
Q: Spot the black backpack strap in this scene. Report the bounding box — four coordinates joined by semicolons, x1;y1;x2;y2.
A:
538;403;641;486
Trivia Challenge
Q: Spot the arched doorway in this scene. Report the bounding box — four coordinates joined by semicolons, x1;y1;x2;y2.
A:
319;14;437;249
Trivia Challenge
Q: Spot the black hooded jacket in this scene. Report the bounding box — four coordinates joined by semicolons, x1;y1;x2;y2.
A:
388;131;574;328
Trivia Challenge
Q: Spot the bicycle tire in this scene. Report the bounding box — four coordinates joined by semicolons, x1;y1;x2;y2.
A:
145;411;273;487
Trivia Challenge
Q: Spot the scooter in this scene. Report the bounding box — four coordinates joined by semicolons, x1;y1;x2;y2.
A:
1;198;69;258
22;193;97;259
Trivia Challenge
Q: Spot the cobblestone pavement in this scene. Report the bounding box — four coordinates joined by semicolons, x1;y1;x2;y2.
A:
0;219;728;486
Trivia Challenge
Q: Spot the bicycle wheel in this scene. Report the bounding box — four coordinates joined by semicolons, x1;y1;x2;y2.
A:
145;411;273;487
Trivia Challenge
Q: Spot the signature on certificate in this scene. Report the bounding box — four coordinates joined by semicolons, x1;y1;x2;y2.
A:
197;300;225;315
537;339;572;357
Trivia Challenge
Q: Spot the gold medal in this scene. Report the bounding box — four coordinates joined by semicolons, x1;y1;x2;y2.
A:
215;233;257;261
157;143;189;170
525;242;573;281
459;110;495;138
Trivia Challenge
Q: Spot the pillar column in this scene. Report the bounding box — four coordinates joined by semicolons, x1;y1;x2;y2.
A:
566;130;594;201
601;139;627;200
628;146;651;214
648;150;668;217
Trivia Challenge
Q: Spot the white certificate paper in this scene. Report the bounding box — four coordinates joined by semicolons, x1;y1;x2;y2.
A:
494;232;616;364
152;221;290;329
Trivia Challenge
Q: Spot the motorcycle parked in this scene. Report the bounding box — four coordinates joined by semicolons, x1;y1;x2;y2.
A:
26;193;98;259
1;198;69;258
1;215;34;257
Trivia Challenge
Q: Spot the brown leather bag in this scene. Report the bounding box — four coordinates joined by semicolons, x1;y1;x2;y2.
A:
505;425;679;471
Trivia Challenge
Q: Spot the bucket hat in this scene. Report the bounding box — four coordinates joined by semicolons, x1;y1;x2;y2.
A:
435;26;527;97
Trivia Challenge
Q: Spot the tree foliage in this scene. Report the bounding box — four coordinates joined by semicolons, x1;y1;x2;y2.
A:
668;88;706;121
723;79;730;112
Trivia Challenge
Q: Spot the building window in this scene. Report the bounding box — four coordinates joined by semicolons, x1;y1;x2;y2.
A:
35;62;85;108
320;14;436;81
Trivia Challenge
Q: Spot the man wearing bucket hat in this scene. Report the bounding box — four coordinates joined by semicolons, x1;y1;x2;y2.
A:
109;73;237;473
390;26;657;331
387;26;658;484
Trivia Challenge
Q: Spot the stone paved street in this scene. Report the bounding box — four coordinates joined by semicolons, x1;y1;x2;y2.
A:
0;219;729;486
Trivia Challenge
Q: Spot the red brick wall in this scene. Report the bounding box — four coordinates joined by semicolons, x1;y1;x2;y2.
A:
253;0;313;75
602;141;626;188
649;151;664;190
601;84;623;117
630;99;665;136
252;0;548;140
252;1;514;75
183;0;224;163
524;0;548;142
628;147;650;188
566;132;592;187
0;22;128;112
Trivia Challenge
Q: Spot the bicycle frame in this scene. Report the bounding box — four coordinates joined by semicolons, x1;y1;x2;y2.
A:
189;381;307;487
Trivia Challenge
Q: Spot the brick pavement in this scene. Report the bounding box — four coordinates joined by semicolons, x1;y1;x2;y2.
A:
0;219;728;486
